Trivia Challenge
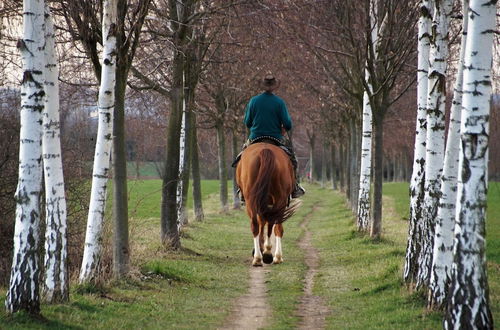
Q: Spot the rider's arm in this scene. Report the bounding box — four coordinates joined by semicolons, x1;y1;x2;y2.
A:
280;100;292;131
244;98;254;128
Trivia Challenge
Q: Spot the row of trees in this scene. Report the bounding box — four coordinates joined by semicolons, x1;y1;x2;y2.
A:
404;0;496;327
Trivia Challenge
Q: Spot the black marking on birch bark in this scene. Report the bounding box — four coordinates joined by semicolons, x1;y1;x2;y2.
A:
420;4;432;18
468;8;479;19
108;23;117;37
105;112;111;122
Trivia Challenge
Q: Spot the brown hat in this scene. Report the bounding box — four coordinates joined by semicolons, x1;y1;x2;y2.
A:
260;74;280;91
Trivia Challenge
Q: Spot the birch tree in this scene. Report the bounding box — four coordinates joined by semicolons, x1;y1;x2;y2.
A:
41;4;68;303
177;95;188;229
416;0;452;289
404;0;432;285
357;0;378;231
444;0;496;327
79;0;117;283
5;0;45;314
428;0;468;307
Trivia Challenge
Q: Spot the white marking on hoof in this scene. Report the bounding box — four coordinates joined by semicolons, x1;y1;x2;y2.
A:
273;255;283;264
252;236;263;266
274;236;283;264
264;236;272;254
252;257;263;266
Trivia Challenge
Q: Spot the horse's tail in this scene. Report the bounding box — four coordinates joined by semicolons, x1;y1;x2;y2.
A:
247;148;297;224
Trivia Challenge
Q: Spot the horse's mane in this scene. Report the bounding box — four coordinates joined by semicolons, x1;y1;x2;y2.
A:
247;148;299;224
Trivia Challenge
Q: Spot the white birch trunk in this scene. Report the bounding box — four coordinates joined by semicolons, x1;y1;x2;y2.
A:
444;0;496;327
5;0;45;314
79;0;117;283
357;68;373;231
41;4;68;303
416;0;452;289
177;97;187;230
428;0;469;308
405;0;432;284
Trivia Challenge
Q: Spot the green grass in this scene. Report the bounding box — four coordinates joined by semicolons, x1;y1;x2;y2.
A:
126;161;162;178
127;179;222;219
302;185;442;329
383;181;500;264
1;180;498;329
0;180;248;329
383;181;500;324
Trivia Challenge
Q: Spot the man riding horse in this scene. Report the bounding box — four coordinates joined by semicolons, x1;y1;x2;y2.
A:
235;73;305;200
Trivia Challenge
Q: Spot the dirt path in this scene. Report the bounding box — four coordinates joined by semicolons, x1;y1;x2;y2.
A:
296;206;330;329
220;205;329;330
219;266;271;330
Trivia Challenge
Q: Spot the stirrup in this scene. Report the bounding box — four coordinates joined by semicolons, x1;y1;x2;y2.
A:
291;185;305;198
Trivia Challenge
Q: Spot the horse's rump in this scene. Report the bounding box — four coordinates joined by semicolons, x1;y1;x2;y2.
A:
241;144;298;225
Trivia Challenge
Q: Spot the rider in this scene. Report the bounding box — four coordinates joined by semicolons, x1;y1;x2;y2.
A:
240;73;305;199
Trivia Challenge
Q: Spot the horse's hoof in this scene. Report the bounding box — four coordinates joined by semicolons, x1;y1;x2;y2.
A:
273;256;283;264
252;257;263;267
263;253;273;264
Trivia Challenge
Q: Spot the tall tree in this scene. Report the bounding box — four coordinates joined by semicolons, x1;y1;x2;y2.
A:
356;0;378;231
416;0;452;289
41;4;69;303
161;0;196;248
429;0;468;308
79;0;117;283
5;0;45;314
444;0;496;327
404;0;432;285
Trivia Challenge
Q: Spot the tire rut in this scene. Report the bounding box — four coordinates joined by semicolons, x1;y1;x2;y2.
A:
296;205;330;329
219;265;271;330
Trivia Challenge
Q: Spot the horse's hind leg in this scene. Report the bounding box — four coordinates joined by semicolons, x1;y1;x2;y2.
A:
273;223;284;264
251;216;263;266
262;222;273;264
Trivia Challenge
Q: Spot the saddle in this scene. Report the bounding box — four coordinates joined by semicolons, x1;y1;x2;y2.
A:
231;136;292;168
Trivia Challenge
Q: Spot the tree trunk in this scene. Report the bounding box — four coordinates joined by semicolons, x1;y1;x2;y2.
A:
331;143;338;190
216;122;228;212
416;0;451;289
181;108;194;226
79;0;117;283
161;50;183;249
112;63;130;278
177;102;188;228
404;0;432;285
349;118;359;213
321;139;328;188
370;110;384;239
307;132;316;183
444;0;495;327
232;129;241;209
5;0;45;314
41;5;68;303
357;71;373;231
429;0;468;308
339;144;345;192
191;116;204;221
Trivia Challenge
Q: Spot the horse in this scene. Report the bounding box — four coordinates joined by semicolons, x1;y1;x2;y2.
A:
236;142;300;266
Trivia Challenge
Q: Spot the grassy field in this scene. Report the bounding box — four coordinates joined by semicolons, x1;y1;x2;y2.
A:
0;180;498;329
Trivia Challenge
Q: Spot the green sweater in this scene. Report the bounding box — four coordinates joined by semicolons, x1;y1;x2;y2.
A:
244;92;292;140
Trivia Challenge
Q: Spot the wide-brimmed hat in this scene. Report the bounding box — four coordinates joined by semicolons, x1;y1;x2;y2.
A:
260;74;280;91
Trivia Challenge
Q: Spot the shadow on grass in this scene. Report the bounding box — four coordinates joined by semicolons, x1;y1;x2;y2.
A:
1;311;84;330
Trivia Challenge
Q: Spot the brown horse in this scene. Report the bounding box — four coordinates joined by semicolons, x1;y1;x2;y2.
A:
236;142;300;266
